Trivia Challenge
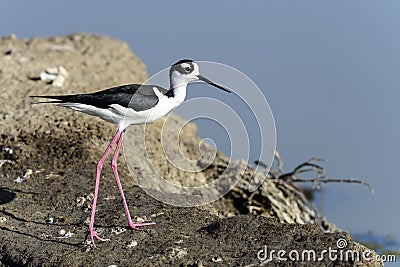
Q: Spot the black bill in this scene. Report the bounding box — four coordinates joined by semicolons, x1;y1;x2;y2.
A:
197;74;231;93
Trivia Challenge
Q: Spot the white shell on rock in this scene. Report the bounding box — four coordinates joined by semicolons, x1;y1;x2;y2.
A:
35;66;69;87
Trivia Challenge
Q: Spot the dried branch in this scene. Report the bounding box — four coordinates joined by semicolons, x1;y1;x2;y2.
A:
248;151;375;233
273;150;284;174
291;177;374;193
255;152;374;193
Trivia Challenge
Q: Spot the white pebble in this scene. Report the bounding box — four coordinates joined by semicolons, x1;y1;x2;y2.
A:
52;75;65;87
58;66;69;77
135;217;145;223
45;67;59;75
4;147;13;154
58;229;66;236
127;241;138;248
39;71;57;82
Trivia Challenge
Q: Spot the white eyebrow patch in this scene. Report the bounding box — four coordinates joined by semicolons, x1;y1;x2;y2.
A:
181;63;191;69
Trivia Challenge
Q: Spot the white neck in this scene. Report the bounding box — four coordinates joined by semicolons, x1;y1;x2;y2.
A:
169;72;189;104
170;83;187;105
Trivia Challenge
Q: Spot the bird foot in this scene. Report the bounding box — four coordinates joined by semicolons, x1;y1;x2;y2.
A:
89;229;110;248
87;222;154;247
128;221;156;230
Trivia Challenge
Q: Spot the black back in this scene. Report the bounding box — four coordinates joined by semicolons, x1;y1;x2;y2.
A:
33;84;169;112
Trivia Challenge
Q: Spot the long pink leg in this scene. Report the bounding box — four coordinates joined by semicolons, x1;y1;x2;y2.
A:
89;129;121;247
111;129;155;229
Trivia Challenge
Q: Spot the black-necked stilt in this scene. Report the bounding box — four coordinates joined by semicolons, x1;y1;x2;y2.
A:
31;59;231;247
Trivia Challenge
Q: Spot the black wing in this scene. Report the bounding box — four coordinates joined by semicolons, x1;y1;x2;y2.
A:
31;84;168;112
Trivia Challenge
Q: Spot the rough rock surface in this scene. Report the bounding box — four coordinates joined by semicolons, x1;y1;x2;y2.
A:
0;33;382;266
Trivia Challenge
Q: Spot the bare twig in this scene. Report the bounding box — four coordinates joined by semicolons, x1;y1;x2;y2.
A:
255;152;374;193
291;177;374;193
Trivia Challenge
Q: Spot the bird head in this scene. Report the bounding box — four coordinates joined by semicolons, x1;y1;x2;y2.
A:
169;59;231;93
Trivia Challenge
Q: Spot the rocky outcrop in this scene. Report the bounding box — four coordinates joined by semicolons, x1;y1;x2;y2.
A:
0;33;382;266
